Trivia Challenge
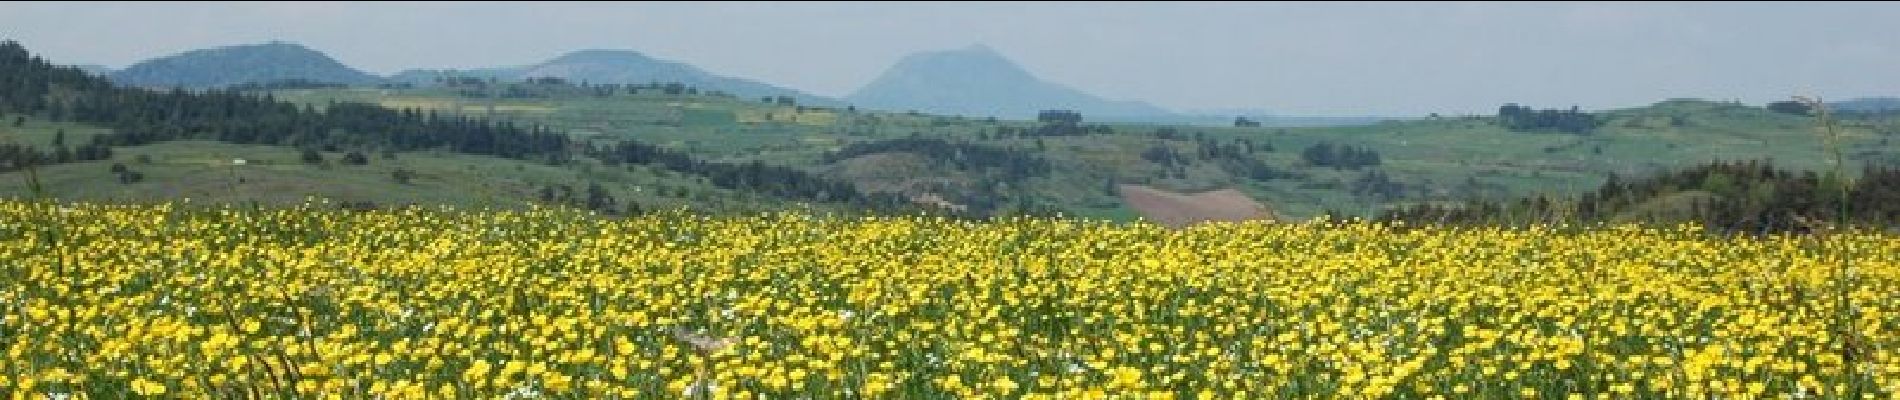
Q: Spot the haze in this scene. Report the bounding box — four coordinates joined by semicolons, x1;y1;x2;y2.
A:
2;1;1895;116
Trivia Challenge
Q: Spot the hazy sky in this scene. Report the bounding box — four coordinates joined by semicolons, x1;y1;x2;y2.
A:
2;1;1896;116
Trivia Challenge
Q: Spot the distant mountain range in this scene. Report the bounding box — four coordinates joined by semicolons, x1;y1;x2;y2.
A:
95;40;1405;125
846;45;1173;120
392;49;842;107
109;42;384;88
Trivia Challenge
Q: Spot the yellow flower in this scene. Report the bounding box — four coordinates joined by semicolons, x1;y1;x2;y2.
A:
131;378;168;396
992;375;1018;393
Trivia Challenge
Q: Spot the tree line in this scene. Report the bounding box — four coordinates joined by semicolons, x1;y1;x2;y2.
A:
589;140;912;212
1301;142;1382;170
820;137;1051;183
1379;160;1900;233
1497;104;1600;134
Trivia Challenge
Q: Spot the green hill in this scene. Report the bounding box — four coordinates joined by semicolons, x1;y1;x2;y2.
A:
6;39;1898;221
109;41;384;88
257;84;1900;220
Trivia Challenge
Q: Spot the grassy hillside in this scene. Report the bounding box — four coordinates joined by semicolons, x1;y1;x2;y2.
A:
0;135;837;216
256;85;1900;221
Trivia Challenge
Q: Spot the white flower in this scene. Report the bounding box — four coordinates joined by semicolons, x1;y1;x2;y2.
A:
682;380;718;398
232;158;248;165
503;384;542;399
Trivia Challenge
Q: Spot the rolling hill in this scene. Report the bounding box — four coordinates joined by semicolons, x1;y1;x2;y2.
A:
109;41;384;88
257;81;1900;220
847;44;1174;120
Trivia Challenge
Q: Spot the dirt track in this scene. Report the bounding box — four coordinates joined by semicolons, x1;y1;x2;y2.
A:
1118;184;1276;228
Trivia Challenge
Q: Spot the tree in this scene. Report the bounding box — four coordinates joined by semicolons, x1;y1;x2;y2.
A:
391;168;416;184
52;144;72;163
116;169;143;184
585;182;616;212
52;129;64;146
1037;110;1082;125
1766;100;1812;116
1302;142;1336;167
1498;103;1598;134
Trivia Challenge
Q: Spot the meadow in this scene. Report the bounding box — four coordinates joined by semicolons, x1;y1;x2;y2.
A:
255;88;1900;221
2;201;1895;398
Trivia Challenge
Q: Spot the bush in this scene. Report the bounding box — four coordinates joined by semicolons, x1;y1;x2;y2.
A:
391;168;416;184
1766;100;1812;116
343;151;370;165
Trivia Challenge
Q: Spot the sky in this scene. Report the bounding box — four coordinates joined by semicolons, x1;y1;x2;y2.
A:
1;1;1896;116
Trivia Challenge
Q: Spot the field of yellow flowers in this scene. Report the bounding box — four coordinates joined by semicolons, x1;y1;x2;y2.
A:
1;200;1896;399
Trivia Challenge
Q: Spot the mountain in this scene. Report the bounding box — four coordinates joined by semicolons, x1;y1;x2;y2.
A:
391;49;841;107
847;45;1174;120
109;41;383;88
1830;97;1900;113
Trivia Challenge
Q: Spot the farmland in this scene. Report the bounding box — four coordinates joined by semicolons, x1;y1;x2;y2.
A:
3;201;1896;398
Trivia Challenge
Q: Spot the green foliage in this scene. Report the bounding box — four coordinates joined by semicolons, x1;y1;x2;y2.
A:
390;168;415;185
1380;160;1900;232
1497;103;1600;134
1300;142;1381;170
1767;100;1813;116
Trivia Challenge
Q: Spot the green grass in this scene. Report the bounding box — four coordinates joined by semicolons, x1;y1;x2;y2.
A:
0;112;115;149
0;140;826;215
11;86;1898;221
